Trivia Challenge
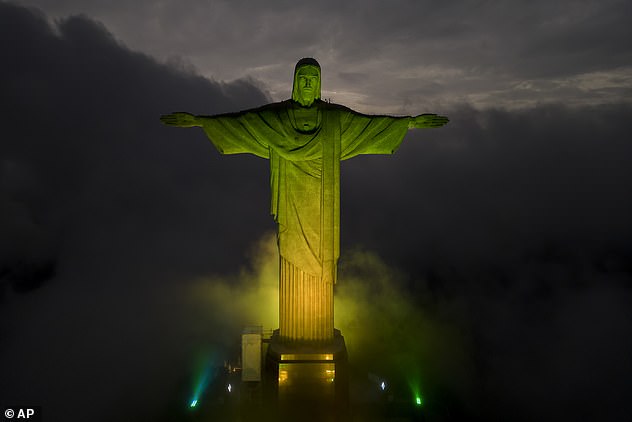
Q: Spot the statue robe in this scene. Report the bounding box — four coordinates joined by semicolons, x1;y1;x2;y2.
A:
200;99;409;341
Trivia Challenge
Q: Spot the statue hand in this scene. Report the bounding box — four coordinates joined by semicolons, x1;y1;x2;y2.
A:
159;112;201;128
409;113;449;129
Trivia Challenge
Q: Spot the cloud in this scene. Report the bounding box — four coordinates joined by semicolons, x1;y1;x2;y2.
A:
342;102;632;275
0;4;272;419
0;1;272;290
16;0;632;111
340;103;632;419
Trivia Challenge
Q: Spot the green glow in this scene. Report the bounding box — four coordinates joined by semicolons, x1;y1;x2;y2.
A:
408;377;424;408
188;358;214;410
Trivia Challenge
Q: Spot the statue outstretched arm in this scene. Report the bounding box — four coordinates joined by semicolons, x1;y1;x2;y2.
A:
408;113;449;129
159;112;201;128
161;109;272;157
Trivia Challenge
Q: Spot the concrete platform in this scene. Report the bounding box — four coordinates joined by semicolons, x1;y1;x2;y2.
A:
264;329;349;421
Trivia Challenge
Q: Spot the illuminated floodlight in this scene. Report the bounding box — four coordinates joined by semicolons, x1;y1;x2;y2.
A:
380;381;386;391
415;396;423;406
227;384;232;393
190;360;213;411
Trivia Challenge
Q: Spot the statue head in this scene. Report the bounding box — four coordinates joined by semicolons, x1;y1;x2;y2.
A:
292;58;321;107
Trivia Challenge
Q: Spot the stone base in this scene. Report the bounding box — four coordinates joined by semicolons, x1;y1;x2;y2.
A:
264;329;349;421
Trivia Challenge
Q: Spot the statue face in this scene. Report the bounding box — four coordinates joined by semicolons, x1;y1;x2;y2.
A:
295;66;320;107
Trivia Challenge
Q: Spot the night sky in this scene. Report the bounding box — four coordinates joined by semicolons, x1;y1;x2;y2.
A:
1;1;632;421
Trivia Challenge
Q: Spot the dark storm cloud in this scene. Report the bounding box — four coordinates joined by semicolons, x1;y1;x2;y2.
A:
340;103;632;420
17;0;632;110
0;3;273;420
2;2;632;421
331;0;632;74
333;0;632;110
0;1;271;286
342;103;632;275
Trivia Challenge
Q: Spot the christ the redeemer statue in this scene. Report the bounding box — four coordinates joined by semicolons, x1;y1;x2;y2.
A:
161;58;448;344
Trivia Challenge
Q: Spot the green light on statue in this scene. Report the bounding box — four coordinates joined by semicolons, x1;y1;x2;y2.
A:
160;58;449;343
415;396;423;406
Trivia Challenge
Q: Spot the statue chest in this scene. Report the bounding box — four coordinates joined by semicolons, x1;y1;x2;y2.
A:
274;105;334;161
291;107;321;133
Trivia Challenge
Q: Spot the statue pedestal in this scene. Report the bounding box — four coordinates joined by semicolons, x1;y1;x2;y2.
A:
265;329;349;421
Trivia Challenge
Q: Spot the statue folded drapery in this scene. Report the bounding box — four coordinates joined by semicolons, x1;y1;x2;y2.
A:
200;98;409;341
